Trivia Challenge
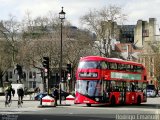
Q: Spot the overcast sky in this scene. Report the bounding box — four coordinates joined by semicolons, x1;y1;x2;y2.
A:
1;0;160;28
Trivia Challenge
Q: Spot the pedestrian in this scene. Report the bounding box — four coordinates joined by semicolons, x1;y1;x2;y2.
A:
12;88;15;97
17;87;24;104
4;84;14;104
52;87;59;106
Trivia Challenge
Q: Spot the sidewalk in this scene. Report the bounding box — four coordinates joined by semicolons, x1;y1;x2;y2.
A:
0;94;35;101
0;95;76;106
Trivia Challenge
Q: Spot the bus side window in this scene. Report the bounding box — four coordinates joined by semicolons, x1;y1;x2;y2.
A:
118;63;127;71
130;65;134;72
133;65;138;72
109;62;118;70
126;64;131;72
131;82;135;92
137;66;143;72
117;63;122;70
133;66;142;73
101;61;108;69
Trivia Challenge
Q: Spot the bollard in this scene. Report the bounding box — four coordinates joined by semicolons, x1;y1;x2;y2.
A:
40;97;42;105
42;95;55;107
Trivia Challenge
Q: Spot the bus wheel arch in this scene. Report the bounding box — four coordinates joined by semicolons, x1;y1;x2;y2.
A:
86;103;91;107
110;96;116;106
137;96;141;105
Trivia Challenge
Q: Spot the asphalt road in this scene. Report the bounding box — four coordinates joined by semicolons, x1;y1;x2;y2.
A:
0;96;160;120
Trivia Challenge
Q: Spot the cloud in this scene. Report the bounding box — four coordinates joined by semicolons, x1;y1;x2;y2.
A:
123;0;160;24
0;0;160;27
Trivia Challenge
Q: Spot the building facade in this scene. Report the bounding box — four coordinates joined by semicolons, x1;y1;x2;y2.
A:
135;18;160;87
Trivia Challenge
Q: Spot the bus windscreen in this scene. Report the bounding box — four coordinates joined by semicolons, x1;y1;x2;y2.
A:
78;61;100;69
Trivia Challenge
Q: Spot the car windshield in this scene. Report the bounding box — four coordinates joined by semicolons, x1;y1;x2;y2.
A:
147;85;155;90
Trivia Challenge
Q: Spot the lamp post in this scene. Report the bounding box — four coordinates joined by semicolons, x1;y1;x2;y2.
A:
59;7;65;105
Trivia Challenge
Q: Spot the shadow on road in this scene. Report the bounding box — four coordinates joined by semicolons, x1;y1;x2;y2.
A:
1;114;114;120
82;104;160;109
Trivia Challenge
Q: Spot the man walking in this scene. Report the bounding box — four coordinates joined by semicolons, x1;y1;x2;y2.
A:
4;84;14;104
17;87;24;104
52;87;59;106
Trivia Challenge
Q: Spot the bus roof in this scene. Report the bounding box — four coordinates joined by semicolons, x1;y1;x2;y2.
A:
80;56;144;67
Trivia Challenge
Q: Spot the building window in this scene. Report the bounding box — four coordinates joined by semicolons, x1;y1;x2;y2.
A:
29;81;36;88
33;72;36;78
142;30;149;37
122;45;127;50
9;71;12;79
29;71;33;79
150;67;153;77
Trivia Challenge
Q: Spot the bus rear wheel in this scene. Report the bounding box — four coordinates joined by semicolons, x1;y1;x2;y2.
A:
86;103;91;107
110;96;116;106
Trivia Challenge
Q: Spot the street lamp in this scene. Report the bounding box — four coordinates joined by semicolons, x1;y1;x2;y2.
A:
59;7;66;105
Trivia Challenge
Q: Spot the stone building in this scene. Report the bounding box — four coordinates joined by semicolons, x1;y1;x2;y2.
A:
101;18;160;87
135;18;160;87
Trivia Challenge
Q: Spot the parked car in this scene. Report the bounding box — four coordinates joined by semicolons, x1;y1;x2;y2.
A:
158;90;160;97
147;89;156;97
147;85;157;97
34;91;69;101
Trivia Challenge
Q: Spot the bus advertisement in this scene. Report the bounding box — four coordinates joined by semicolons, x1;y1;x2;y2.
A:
75;56;147;106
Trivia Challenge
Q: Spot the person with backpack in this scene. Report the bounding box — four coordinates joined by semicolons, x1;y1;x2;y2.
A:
17;87;24;104
4;84;14;105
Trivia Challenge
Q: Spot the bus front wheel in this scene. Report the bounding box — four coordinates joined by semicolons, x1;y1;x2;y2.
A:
86;103;91;107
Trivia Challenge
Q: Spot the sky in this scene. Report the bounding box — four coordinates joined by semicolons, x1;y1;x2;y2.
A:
0;0;160;28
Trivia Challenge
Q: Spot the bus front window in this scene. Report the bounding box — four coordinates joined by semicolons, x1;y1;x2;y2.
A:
76;80;102;97
78;61;100;69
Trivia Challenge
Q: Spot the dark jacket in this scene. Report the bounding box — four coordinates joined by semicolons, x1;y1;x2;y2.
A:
5;86;14;96
17;88;24;96
53;89;59;99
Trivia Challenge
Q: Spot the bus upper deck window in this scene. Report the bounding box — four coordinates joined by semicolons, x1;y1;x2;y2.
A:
101;61;108;69
78;61;99;69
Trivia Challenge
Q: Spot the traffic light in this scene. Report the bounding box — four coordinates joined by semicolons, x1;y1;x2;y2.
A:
66;63;71;73
42;57;49;69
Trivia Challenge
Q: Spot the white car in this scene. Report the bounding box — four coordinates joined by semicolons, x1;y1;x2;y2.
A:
158;90;160;97
147;89;156;97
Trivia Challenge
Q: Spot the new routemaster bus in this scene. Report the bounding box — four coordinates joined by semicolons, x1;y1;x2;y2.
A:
75;56;147;106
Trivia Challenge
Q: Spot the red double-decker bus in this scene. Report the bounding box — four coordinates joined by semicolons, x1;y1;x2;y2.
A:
75;56;147;106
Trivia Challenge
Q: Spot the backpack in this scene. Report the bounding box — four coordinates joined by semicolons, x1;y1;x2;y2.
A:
17;88;24;96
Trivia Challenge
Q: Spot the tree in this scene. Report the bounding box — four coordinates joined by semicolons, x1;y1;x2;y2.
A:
80;5;127;57
0;15;22;86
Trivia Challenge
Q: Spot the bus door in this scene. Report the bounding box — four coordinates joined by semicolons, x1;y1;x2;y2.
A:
102;81;110;103
142;82;147;102
121;81;126;104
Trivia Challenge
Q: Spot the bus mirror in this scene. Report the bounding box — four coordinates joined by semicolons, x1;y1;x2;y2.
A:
144;76;147;80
